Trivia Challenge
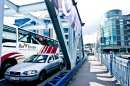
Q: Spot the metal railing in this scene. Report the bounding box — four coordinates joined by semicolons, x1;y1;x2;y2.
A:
95;53;130;86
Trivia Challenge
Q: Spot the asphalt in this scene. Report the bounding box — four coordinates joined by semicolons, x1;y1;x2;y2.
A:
66;56;121;86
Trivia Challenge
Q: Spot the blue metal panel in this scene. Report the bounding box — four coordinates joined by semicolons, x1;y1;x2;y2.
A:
44;19;50;23
45;0;71;69
40;59;85;86
14;18;36;27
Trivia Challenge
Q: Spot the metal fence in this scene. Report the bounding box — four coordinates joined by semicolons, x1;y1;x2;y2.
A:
95;53;130;86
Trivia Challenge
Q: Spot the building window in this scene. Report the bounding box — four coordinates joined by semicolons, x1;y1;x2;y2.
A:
120;25;123;29
30;30;39;34
127;26;130;30
121;40;125;46
128;41;130;46
113;41;117;45
65;35;68;39
112;25;116;30
36;30;39;34
30;30;36;33
44;29;50;37
128;31;130;35
106;41;109;46
120;19;123;22
120;31;124;35
121;36;124;40
112;20;116;24
64;28;68;33
112;30;116;35
127;21;130;24
108;20;112;25
67;41;68;45
128;36;130;40
113;36;117;40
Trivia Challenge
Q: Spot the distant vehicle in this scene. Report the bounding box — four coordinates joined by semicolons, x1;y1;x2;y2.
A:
1;25;59;74
76;52;80;61
119;55;130;60
87;52;94;56
58;53;65;65
5;54;63;82
58;54;64;60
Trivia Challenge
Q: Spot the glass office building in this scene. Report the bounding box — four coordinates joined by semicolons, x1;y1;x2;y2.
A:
99;9;130;53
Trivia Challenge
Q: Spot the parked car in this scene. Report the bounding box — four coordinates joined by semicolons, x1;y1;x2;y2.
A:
58;54;65;65
76;52;80;61
5;54;63;82
87;52;94;56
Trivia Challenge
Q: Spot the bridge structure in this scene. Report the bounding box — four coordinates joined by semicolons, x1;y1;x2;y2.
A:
0;0;85;85
0;0;85;70
0;0;128;86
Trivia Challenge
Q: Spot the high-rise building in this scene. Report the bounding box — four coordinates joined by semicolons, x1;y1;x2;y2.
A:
97;9;130;53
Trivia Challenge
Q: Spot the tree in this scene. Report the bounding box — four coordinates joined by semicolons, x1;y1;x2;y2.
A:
84;43;93;48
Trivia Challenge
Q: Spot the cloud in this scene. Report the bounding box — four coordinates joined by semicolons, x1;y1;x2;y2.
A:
3;0;130;44
83;33;97;44
82;19;100;35
75;0;130;43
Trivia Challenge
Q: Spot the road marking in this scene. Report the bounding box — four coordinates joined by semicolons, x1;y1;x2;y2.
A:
0;78;5;81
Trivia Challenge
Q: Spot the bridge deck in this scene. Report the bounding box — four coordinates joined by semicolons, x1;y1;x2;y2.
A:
66;56;121;86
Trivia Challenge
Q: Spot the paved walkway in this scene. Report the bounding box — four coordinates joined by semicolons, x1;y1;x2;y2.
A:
66;56;121;86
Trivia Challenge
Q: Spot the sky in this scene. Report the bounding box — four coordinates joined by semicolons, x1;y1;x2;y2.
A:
3;0;130;44
75;0;130;44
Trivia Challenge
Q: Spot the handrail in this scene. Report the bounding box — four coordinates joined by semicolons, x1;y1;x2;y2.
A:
95;53;130;86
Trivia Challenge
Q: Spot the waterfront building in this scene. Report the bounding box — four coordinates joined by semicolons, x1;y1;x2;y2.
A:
97;9;130;53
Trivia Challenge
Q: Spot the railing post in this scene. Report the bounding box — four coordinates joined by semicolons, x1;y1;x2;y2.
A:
128;61;130;86
101;53;102;64
110;51;113;75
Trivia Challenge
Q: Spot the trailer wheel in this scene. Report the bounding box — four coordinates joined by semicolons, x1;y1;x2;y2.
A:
1;58;17;74
3;62;12;70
